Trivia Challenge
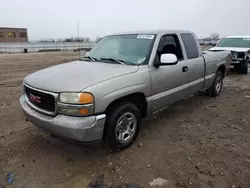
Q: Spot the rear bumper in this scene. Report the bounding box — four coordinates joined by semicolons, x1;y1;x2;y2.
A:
20;95;106;142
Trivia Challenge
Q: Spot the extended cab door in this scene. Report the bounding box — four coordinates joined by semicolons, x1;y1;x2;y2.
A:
150;33;205;113
179;33;205;94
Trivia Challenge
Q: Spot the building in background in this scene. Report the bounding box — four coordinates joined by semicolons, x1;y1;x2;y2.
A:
0;27;28;43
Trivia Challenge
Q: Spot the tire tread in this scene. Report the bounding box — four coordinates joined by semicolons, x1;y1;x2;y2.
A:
103;102;141;150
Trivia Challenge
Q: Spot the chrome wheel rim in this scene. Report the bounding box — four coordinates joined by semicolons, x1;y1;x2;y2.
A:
115;112;137;143
247;63;250;74
215;75;222;93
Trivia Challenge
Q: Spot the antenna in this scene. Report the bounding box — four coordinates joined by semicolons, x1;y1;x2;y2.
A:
77;22;80;59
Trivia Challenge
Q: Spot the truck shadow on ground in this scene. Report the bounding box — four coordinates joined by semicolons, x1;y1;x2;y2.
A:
140;91;211;136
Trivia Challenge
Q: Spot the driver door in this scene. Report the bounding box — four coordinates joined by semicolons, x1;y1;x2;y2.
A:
150;34;191;113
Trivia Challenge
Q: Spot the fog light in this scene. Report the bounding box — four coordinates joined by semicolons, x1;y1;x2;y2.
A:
60;108;79;114
58;104;94;116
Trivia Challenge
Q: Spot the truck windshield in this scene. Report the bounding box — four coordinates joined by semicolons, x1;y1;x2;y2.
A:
85;34;155;65
217;38;250;48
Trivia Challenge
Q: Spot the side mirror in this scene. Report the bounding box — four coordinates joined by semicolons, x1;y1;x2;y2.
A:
161;53;178;64
155;53;178;67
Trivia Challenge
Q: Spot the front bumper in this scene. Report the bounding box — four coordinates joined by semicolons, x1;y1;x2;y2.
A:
20;95;106;142
231;60;241;65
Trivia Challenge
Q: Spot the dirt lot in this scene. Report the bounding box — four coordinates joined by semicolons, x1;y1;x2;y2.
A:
1;52;250;188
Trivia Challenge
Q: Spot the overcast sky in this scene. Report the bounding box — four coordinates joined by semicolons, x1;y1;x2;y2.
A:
1;0;250;40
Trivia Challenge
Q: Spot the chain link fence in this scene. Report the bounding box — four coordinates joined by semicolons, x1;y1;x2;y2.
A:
0;42;96;53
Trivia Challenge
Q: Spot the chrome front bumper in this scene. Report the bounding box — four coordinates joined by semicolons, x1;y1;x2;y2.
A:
20;95;106;142
231;60;241;64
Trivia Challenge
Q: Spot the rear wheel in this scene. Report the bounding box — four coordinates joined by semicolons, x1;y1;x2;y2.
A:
208;70;223;97
103;102;141;150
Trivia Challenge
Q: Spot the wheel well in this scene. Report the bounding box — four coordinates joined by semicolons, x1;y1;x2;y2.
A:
218;65;226;77
105;93;148;118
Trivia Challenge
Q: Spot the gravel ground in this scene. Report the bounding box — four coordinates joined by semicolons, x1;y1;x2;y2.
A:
0;52;250;188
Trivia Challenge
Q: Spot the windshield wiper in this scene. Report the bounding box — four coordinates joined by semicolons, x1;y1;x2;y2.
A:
82;56;98;62
100;57;125;65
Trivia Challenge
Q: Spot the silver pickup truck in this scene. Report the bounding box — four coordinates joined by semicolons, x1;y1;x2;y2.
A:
20;30;231;149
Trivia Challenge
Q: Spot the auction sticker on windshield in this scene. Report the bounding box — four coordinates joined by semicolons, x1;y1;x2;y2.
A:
137;34;154;39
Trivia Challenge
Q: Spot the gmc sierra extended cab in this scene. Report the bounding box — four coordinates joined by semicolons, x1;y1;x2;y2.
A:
209;35;250;74
20;30;231;149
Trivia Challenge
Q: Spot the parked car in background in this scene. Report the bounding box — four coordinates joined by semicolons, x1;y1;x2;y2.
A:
209;35;250;74
20;30;231;150
211;40;220;46
204;41;210;45
198;39;204;45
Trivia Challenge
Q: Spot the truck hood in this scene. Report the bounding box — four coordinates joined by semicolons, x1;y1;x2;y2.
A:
24;60;139;92
210;47;250;52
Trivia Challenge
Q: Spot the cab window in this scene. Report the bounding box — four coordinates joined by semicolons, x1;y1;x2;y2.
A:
181;33;200;59
156;34;184;61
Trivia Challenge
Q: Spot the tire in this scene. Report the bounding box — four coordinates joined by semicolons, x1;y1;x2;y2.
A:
208;70;224;97
241;59;250;74
103;102;141;150
233;63;240;72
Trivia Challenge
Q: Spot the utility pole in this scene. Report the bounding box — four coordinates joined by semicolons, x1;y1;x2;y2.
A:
77;22;80;59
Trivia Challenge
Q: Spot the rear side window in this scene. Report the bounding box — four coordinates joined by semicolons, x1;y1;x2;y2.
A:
181;33;199;59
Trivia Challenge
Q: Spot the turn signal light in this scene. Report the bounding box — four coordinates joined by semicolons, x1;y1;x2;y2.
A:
79;93;94;104
79;108;89;115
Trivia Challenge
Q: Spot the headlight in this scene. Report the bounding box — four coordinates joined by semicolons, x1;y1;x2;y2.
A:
59;92;94;116
59;92;94;104
231;51;237;59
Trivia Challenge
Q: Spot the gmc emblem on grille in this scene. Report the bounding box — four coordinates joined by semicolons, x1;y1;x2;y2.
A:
29;94;41;103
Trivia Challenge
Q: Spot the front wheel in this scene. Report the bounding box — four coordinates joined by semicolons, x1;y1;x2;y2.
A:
241;59;250;74
103;102;141;150
208;70;223;97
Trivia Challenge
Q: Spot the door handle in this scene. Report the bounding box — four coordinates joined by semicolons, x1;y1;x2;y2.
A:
182;66;189;72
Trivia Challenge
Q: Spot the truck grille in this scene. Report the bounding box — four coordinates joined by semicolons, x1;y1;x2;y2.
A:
237;53;245;59
25;86;56;113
